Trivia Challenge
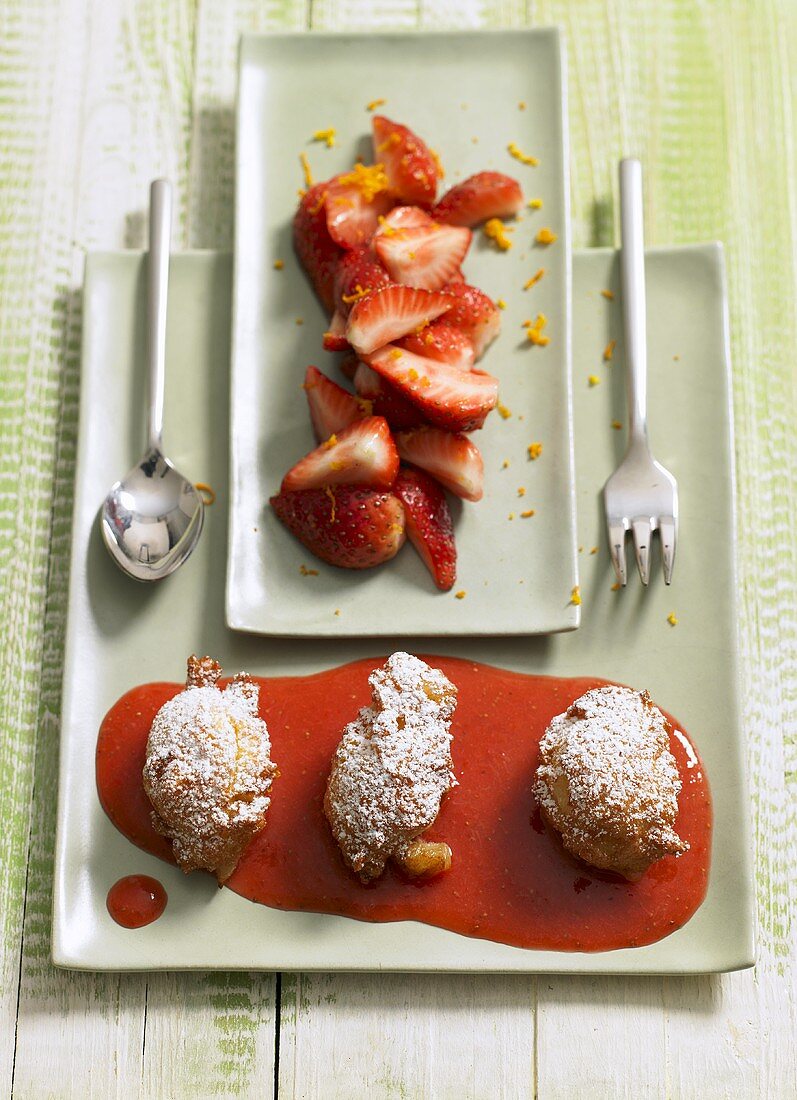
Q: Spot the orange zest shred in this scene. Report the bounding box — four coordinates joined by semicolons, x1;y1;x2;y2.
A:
455;590;466;599
508;512;516;520
527;442;542;460
501;459;510;469
590;547;598;555
322;433;338;449
603;339;617;362
496;298;507;310
377;215;400;237
299;564;319;576
667;612;679;627
388;347;404;360
497;403;512;419
366;98;386;111
195;482;216;506
536;227;557;246
484;218;513;251
355;397;373;415
523;268;545;290
570;585;582;606
517;487;526;497
520;509;535;518
588;374;600;386
528;198;543;209
526;314;549;347
377;132;401;153
299;152;314;188
601;289;615;300
518;101;527;111
324;485;337;523
337;161;389;202
508;141;539;166
308;189;327;216
611;582;621;591
611;420;623;430
341;284;371;304
273;259;285;270
295;318;304;326
312;127;336;148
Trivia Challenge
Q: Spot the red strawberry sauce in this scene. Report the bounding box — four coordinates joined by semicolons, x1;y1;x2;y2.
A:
96;656;711;952
106;875;167;928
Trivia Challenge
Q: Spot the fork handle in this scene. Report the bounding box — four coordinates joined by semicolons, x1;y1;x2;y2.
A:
619;158;648;445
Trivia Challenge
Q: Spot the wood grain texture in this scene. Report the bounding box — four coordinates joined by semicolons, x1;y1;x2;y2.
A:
0;0;794;1097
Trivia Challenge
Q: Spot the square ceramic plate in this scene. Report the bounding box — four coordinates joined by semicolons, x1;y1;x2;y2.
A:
228;29;579;636
53;245;754;973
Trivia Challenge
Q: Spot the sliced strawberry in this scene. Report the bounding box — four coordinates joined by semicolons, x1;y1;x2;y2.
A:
393;466;456;591
397;320;475;371
374;222;471;292
376;205;436;232
395;428;484;502
271;486;405;570
432;172;524;227
346;285;452;356
366;345;498;433
281;416;398;492
325;173;393;250
441;282;502;359
322;310;350;352
372;115;441;206
303;366;368;441
353;362;426;431
333;246;392;317
293;181;343;314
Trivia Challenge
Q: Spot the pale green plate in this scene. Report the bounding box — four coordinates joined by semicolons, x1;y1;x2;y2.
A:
53;246;753;973
228;30;579;636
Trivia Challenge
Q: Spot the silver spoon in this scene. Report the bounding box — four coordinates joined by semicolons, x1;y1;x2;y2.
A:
100;179;204;581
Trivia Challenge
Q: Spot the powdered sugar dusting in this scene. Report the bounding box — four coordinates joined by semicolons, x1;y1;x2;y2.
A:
324;652;458;881
533;685;688;877
143;658;277;882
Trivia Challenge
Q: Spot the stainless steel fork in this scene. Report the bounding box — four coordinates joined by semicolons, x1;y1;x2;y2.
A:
603;158;678;586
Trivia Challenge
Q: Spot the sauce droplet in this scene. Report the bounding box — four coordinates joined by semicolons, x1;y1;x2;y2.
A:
107;874;167;928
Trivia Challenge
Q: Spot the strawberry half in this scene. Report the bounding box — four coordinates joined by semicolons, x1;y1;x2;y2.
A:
353;362;426;431
322;310;350;352
271;486;405;570
366;345;498;433
395;427;484;502
325;173;393;250
376;205;436;234
393;466;456;591
281;415;398;492
303;366;369;441
333;246;392;317
374;222;471;292
441;282;502;359
432;172;524;227
346;285;452;356
372;115;441;206
397;320;475;372
293;181;343;314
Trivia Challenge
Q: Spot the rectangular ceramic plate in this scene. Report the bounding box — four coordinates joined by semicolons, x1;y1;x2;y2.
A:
228;30;579;636
53;245;754;973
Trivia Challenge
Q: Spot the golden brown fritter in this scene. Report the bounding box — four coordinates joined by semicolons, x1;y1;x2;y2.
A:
143;655;277;883
324;652;458;883
533;685;688;879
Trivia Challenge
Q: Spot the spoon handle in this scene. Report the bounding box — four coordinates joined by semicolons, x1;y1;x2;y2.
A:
147;179;172;454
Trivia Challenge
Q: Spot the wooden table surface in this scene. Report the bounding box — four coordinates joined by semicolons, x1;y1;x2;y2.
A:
1;1;795;1096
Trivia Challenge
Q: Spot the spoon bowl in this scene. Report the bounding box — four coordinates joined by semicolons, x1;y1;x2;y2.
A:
101;448;204;581
100;179;205;582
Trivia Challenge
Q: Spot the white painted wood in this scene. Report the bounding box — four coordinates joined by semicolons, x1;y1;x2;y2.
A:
2;0;795;1096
